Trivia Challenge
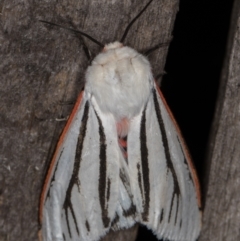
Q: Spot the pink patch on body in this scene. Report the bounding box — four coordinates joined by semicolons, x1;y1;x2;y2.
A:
116;118;129;138
116;118;129;159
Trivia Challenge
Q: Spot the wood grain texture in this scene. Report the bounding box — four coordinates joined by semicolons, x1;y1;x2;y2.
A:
199;0;240;240
0;0;178;240
100;225;138;241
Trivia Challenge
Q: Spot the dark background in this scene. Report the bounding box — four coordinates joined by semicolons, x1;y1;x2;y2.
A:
137;0;234;240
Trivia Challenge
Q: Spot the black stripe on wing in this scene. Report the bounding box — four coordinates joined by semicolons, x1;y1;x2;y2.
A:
94;110;111;228
109;170;137;230
46;150;62;200
152;88;181;225
159;208;164;224
111;213;120;229
119;169;137;218
63;101;89;238
140;106;150;221
136;162;144;205
176;136;193;183
85;220;90;232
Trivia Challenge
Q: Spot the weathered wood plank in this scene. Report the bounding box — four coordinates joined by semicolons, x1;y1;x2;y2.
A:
0;0;178;240
199;0;240;240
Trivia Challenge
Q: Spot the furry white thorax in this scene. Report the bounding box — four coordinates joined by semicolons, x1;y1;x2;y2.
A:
85;41;153;120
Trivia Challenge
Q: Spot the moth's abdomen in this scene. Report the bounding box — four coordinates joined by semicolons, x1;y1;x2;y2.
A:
85;41;153;121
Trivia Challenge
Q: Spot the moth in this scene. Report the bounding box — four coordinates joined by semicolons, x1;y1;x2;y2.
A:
39;1;202;241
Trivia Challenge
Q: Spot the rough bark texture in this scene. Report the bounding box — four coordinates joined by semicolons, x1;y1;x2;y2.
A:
0;1;178;241
198;0;240;240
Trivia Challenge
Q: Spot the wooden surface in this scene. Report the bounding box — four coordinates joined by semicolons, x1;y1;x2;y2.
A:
199;0;240;240
0;0;178;240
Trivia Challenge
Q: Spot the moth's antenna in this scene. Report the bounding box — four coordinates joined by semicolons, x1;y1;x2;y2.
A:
40;20;104;48
120;0;153;43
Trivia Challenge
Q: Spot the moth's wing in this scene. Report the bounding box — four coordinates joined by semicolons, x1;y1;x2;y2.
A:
127;84;201;241
40;92;121;241
109;146;138;231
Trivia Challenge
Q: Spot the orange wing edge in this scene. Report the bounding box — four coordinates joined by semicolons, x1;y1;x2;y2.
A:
154;82;202;211
39;91;84;226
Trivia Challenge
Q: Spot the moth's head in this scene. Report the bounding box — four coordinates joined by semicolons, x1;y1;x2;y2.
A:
103;41;123;51
85;41;153;120
90;41;142;65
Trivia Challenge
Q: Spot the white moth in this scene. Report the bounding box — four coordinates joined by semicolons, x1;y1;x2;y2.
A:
39;41;202;241
39;1;201;240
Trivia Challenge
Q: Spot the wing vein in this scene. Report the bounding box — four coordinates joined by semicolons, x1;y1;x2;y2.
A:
94;109;110;228
152;89;181;224
63;101;90;237
140;106;150;221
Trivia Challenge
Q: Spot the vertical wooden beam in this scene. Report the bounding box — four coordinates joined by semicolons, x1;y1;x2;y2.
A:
199;0;240;240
